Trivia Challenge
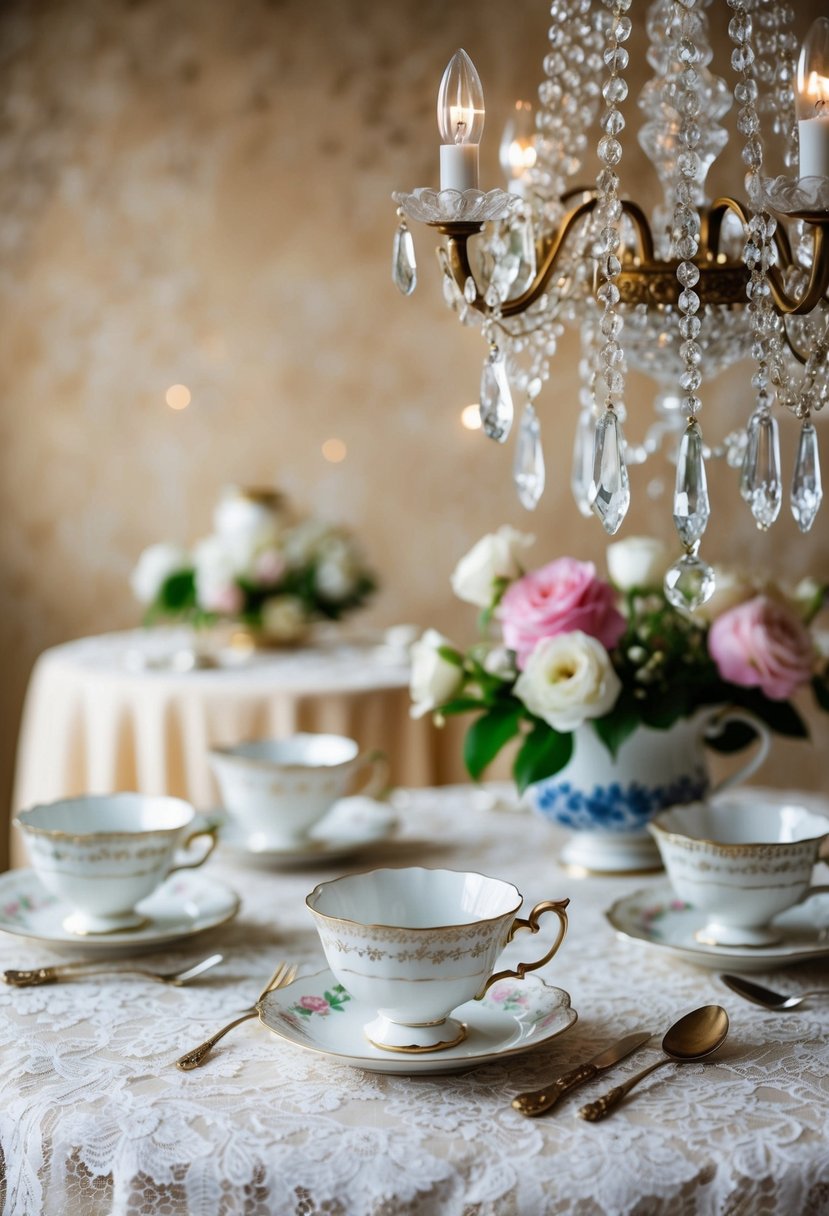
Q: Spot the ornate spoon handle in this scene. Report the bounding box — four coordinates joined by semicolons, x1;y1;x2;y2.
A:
512;1062;600;1116
578;1058;669;1122
175;1008;258;1070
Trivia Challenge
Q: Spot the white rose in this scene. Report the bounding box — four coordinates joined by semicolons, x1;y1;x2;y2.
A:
284;519;334;567
482;645;517;681
260;595;309;641
192;536;239;611
130;542;190;604
450;526;535;608
409;629;464;719
606;536;670;591
514;631;621;732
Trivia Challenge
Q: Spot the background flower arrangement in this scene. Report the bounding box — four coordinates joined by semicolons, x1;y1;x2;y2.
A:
411;528;829;792
131;488;376;642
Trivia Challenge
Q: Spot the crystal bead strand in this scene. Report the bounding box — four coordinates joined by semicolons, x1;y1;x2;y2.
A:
727;0;784;531
589;0;632;536
391;209;417;296
662;0;716;613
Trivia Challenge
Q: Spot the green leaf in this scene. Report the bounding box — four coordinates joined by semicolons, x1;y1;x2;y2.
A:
438;697;489;716
436;645;464;667
703;720;759;754
593;705;640;758
512;722;573;794
749;699;809;740
157;570;196;614
463;704;523;781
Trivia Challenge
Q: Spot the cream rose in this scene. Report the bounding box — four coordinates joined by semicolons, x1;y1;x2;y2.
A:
130;542;190;604
606;536;670;591
409;629;464;719
514;631;621;732
260;595;309;641
450;526;535;608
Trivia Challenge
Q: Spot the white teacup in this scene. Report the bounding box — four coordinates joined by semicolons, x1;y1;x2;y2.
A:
209;734;387;848
306;866;569;1052
649;795;829;947
15;793;217;935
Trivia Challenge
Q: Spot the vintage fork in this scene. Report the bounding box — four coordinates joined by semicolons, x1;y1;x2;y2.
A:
174;961;298;1070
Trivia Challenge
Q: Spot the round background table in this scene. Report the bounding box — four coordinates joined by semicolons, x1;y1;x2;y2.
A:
11;628;467;864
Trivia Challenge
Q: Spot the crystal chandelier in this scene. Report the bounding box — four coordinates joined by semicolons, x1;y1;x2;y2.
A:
392;3;829;612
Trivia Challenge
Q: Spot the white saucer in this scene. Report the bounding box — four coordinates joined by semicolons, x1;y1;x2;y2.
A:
258;967;577;1074
0;869;240;955
606;880;829;972
216;797;399;867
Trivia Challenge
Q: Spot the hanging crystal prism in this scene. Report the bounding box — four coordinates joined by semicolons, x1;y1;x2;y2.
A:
590;408;630;535
673;421;710;547
571;407;595;518
791;419;823;533
740;410;761;504
391;219;416;296
745;411;782;531
480;344;514;444
513;402;545;510
664;550;716;614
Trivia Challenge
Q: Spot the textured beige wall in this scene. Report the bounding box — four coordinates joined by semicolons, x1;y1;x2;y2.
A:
1;0;828;871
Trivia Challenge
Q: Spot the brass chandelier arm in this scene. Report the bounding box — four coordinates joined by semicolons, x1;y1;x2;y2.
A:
438;194;659;320
711;196;829;315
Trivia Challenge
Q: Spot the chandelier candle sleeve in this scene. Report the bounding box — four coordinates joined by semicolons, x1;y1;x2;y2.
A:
796;19;829;179
437;49;485;191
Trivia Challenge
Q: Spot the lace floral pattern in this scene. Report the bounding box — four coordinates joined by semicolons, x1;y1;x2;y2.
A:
1;784;828;1215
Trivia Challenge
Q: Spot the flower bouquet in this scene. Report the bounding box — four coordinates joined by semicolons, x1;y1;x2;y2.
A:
131;488;376;645
411;528;829;871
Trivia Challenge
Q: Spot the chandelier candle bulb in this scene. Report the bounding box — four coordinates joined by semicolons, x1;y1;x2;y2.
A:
437;49;485;192
796;19;829;179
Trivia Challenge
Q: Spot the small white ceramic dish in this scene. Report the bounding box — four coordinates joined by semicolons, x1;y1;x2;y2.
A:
605;880;829;972
258;967;577;1074
216;797;399;866
649;793;829;946
0;869;240;955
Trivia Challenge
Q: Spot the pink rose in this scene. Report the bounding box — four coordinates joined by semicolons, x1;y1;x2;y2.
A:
200;581;244;616
498;557;626;669
708;595;814;700
299;995;330;1013
254;548;286;586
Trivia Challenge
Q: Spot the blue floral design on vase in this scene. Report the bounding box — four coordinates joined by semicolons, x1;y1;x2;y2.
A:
527;710;764;874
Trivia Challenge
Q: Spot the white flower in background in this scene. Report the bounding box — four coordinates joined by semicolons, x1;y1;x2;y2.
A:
316;537;359;601
450;526;535;608
409;629;464;719
784;576;825;623
192;536;242;614
482;646;517;681
260;595;308;641
693;566;755;623
284;518;335;567
130;543;190;604
213;490;283;566
606;536;670;591
514;631;621;732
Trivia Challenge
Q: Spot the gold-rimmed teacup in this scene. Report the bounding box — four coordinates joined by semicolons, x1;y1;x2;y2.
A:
306;866;569;1052
15;793;217;935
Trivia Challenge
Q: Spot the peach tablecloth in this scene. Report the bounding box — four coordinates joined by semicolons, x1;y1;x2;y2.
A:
11;628;466;864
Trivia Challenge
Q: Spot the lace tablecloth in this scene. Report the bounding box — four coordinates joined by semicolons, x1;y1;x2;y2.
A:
1;786;828;1216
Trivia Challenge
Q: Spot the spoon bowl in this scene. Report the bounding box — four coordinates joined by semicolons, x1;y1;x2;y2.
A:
579;1005;729;1121
720;973;829;1011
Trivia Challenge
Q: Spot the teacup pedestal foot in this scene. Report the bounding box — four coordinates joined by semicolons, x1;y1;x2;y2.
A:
694;921;782;948
62;910;150;936
363;1013;467;1053
559;830;663;877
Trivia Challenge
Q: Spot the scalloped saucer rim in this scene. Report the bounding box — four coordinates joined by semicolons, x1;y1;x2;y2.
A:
214;796;399;865
0;868;240;955
606;880;829;972
257;966;578;1074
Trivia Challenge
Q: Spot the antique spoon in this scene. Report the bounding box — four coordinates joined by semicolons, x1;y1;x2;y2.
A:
578;1005;729;1122
720;973;829;1011
2;953;224;988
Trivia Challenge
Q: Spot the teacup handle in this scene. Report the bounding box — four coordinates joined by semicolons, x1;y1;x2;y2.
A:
478;898;570;998
169;825;218;874
349;749;390;800
699;707;772;796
